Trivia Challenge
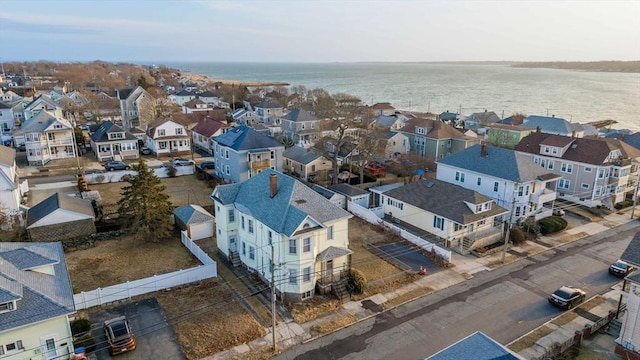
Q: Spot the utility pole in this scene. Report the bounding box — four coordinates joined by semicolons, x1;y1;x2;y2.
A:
271;241;276;351
502;182;518;263
631;176;640;220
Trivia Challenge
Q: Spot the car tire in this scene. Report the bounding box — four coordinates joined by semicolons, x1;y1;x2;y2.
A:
125;166;130;170
108;168;114;171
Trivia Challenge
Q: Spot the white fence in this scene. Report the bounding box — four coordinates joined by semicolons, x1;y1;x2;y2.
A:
74;230;217;310
347;202;452;263
85;166;194;184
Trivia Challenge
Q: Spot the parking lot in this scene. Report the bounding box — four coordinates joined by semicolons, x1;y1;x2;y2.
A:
89;297;185;360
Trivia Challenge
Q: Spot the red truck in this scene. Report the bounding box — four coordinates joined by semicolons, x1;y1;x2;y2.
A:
365;163;387;177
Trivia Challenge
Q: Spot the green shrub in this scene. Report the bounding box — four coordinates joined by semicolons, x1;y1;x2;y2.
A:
538;216;568;234
510;227;527;245
520;217;539;234
73;333;96;353
614;200;633;209
348;269;367;294
70;318;92;335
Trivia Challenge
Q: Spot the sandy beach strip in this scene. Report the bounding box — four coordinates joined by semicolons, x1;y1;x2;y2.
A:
180;70;289;87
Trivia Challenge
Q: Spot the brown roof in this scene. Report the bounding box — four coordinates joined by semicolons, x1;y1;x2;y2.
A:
371;102;394;110
399;118;468;140
515;132;640;165
192;118;228;137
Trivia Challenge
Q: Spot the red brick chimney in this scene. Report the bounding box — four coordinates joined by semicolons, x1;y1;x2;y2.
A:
481;143;487;157
270;173;277;198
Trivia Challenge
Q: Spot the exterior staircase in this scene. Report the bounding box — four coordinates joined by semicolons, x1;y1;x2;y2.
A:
332;278;351;303
229;251;241;267
606;318;622;337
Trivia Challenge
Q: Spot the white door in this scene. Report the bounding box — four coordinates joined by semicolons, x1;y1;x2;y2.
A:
41;337;57;360
229;236;237;252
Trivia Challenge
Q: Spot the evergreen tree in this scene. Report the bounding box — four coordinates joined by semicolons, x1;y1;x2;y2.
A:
117;160;173;242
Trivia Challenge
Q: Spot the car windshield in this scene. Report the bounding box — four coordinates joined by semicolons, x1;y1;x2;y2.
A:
613;261;628;270
553;288;573;299
110;321;129;337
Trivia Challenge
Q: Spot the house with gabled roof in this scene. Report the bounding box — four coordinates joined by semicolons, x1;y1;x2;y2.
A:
182;98;214;114
0;145;23;218
484;123;535;149
437;143;561;222
170;88;197;106
254;99;284;122
26;192;96;242
117;86;154;129
213;125;284;183
0;102;14;136
280;108;320;148
463;110;501;128
0;91;23;105
211;170;353;301
283;145;332;183
232;109;261;127
0;242;76;360
397;117;480;159
370;115;405;130
370;102;395;116
191;117;229;155
90;121;140;161
14;110;76;166
522;115;584;138
383;131;410;160
381;178;509;252
173;204;215;240
22;94;63;120
514;132;640;207
145;118;191;157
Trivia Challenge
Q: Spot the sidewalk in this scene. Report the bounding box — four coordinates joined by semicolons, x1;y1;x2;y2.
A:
206;209;639;360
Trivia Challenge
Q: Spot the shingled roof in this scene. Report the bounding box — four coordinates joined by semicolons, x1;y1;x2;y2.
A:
173;204;214;225
428;331;525;360
213;125;282;151
0;242;75;332
283;145;325;165
282;108;317;122
192;117;227;138
27;192;95;228
212;170;351;237
90;121;137;143
383;178;508;225
398;118;467;139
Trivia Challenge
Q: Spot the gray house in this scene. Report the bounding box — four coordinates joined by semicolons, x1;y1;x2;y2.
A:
280;108;320;148
213;125;284;183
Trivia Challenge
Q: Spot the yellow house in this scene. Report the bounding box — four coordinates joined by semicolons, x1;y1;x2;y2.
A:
0;242;76;360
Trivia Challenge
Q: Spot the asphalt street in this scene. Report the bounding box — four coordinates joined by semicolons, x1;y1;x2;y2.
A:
275;220;640;360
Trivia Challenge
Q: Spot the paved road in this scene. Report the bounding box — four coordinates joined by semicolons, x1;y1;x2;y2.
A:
276;221;640;360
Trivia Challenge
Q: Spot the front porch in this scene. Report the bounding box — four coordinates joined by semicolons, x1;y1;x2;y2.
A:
315;246;352;302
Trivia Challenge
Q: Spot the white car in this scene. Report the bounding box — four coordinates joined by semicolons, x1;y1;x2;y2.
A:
172;158;195;166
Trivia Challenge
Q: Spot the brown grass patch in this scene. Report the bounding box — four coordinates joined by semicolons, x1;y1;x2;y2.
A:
66;234;199;292
579;296;605;311
310;314;358;336
485;253;518;268
383;286;434;309
288;296;342;323
229;347;282;360
558;232;588;243
551;311;578;326
157;279;266;360
508;325;554;353
355;273;422;300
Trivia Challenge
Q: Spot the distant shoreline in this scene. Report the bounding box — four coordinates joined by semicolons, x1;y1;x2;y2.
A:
179;70;289;87
511;61;640;73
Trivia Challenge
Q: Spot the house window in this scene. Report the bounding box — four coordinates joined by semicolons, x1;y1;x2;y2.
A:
228;209;235;222
433;216;444;231
241;216;245;230
493;182;499;192
515;206;521;217
302;290;312;299
248;219;254;233
1;340;23;354
484;203;490;210
175;127;183;135
478;219;486;225
454;223;463;231
581;183;590;189
584;167;592;172
271;151;275;159
303;237;311;252
268;231;273;245
518;186;524;196
476;205;482;212
417;127;425;134
225;165;230;175
0;301;14;313
477;177;481;186
552;147;558;155
289;269;298;284
158;129;166;136
455;171;465;183
327;226;334;240
561;162;573;173
225;149;229;159
543;146;550;153
303;267;312;282
242;242;246;255
547;161;554;170
559;179;570;189
289;239;297;254
598;169;605;178
249;246;255;260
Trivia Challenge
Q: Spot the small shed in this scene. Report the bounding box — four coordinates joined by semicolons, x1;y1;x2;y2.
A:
173;204;215;240
26;192;96;242
329;183;370;209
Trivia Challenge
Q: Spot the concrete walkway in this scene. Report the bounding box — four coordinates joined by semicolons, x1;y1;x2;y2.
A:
206;208;639;360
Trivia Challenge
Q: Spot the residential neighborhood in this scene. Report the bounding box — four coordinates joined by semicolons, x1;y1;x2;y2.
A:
0;61;639;360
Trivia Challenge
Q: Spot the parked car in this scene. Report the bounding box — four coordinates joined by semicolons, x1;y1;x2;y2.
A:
139;147;152;155
172;158;195;166
104;161;131;171
199;161;215;170
553;208;565;216
609;260;634;277
548;286;586;309
103;316;136;355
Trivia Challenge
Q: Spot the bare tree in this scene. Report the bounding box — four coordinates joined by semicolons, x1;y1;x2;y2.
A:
349;128;388;184
314;121;351;184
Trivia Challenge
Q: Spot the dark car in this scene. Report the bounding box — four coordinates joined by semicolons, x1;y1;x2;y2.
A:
103;316;136;355
139;147;152;155
199;161;215;170
548;286;586;310
104;161;131;171
609;260;633;277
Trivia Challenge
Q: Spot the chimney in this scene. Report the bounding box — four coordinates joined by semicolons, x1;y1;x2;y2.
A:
481;142;487;157
270;173;278;198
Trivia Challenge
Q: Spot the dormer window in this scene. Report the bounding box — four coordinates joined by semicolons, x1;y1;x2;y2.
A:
552;147;558;155
417;127;425;135
0;301;15;313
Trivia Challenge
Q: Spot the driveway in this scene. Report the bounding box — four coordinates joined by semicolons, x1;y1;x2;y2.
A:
88;297;185;360
370;241;442;274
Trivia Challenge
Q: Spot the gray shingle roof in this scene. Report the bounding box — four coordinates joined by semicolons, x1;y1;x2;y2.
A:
214;125;283;151
428;331;524;360
0;144;16;166
522;115;573;135
90;121;137;143
0;242;75;332
283;145;324;165
437;144;559;183
282;108;317;122
212;170;351;237
27;192;95;227
383;178;508;224
16;109;72;134
0;248;58;270
317;246;353;261
311;185;338;200
621;231;640;268
373;115;399;128
173;205;214;225
329;183;369;197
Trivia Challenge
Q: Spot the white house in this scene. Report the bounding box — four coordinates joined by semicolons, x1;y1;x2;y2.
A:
0;145;24;220
22;94;63;121
146;118;191;157
437;144;561;222
0;242;76;360
383;131;410;160
15;110;77;166
117;86;154;129
211;170;353;301
0;102;15;136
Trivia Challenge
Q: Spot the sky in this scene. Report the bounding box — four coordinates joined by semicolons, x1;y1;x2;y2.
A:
1;0;639;63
